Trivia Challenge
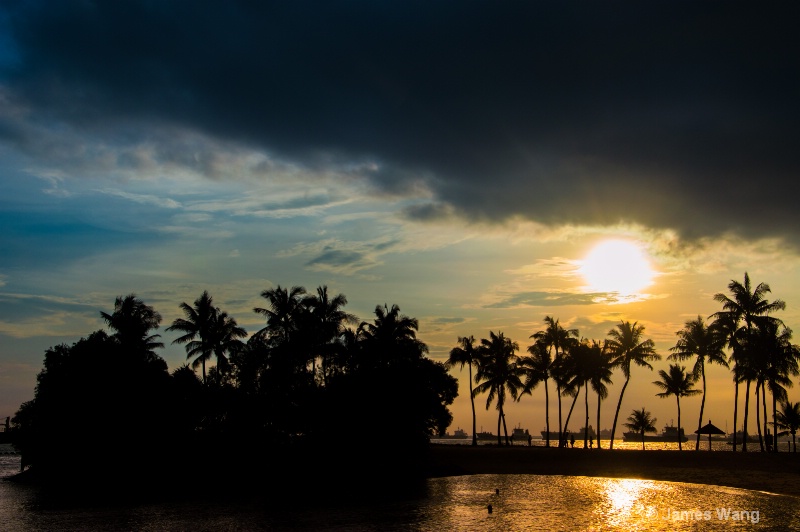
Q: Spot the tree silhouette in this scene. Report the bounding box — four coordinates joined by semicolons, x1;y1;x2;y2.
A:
583;339;613;449
101;293;165;367
167;291;219;383
712;272;785;451
669;316;728;450
559;347;585;448
473;331;522;445
357;304;428;366
607;321;660;450
303;285;357;383
531;317;578;447
207;310;247;383
623;407;657;450
653;364;700;450
776;400;800;453
750;321;799;452
446;335;480;445
519;341;553;446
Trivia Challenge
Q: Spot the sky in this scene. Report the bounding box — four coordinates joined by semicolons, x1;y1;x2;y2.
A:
1;2;800;437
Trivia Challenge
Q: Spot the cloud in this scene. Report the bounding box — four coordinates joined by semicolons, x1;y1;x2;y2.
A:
2;2;799;245
484;291;613;309
99;188;182;209
0;292;101;338
305;248;380;275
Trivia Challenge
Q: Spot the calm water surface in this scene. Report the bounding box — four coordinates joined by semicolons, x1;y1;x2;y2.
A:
432;436;796;452
2;456;798;530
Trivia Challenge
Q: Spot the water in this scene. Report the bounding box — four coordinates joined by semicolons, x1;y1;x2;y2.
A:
2;465;799;529
3;441;799;529
431;437;796;452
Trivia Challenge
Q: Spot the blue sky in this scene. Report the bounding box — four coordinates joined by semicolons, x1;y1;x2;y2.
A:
2;2;800;435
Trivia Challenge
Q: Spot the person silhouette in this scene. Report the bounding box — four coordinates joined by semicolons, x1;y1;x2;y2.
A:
570;434;575;448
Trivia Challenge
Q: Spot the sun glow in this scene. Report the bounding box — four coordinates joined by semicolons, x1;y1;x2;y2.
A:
579;239;655;297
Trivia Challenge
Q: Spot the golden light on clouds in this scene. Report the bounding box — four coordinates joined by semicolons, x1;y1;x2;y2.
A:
580;239;655;297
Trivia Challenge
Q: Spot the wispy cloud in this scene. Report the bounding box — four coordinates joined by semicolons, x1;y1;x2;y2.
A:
484;291;610;309
99;188;182;209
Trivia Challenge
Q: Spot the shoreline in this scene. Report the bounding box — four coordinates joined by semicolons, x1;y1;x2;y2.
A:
424;444;800;498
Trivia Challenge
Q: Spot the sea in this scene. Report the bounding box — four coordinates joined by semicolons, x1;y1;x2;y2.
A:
431;435;796;453
2;442;799;530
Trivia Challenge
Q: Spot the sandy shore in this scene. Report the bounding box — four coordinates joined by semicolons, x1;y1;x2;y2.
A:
424;444;800;497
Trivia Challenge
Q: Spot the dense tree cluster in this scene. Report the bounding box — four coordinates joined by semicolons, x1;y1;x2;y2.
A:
11;286;457;491
450;272;800;453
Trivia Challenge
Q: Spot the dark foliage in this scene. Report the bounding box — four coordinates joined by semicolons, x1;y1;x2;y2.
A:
11;290;458;496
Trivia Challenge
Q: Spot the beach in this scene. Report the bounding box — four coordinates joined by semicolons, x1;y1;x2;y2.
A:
425;444;800;498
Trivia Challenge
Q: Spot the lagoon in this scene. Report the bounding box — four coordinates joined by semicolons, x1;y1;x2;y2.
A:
2;468;798;530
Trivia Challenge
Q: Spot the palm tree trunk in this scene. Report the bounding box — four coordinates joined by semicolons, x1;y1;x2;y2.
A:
772;392;778;453
743;380;751;452
469;362;477;446
756;382;764;452
563;385;581;447
677;396;682;451
584;383;589;449
596;392;602;450
202;359;207;384
641;431;645;451
761;383;768;452
497;404;502;446
557;383;563;447
564;386;581;447
696;364;706;451
732;380;739;451
610;375;631;450
502;410;510;446
544;378;551;448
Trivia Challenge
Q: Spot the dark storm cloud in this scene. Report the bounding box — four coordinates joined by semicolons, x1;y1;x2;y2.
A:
3;1;799;242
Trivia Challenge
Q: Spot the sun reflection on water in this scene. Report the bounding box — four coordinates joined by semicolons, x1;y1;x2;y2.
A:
1;473;796;530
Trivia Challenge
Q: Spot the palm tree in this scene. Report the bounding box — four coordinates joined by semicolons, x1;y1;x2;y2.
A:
473;331;523;445
586;340;614;449
101;294;164;361
751;321;800;452
566;340;602;449
519;341;553;446
669;316;728;450
559;349;585;448
652;364;700;450
623;408;657;450
207;310;247;383
607;321;660;450
531;317;578;447
304;285;357;382
712;272;785;452
255;285;308;343
167;291;218;383
775;401;800;453
357;304;428;366
446;336;480;446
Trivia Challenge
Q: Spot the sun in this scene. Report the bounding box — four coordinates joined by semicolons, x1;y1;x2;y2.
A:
579;239;655;296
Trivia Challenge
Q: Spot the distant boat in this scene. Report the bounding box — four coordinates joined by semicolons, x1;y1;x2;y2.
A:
726;431;762;445
476;431;497;440
437;427;468;439
623;425;688;443
511;425;530;441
